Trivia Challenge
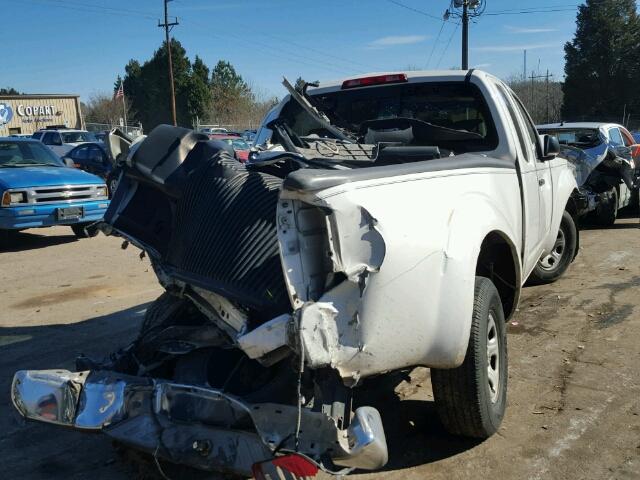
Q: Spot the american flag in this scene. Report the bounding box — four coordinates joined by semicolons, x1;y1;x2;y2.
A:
115;81;124;100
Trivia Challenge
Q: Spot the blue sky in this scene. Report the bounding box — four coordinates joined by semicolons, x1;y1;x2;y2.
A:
2;0;582;102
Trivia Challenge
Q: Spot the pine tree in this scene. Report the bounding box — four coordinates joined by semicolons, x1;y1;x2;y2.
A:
563;0;640;121
119;40;213;129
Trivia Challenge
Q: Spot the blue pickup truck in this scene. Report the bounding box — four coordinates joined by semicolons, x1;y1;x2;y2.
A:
0;137;109;246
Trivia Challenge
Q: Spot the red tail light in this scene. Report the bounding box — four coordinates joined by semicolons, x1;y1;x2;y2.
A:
252;454;319;479
341;73;408;89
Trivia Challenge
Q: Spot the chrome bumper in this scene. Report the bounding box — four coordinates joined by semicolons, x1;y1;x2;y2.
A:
11;369;388;476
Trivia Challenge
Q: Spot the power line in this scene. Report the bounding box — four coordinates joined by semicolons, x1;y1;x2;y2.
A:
386;0;447;21
21;0;157;19
246;31;378;73
436;21;460;69
12;0;361;78
179;16;358;76
426;20;447;68
484;7;578;16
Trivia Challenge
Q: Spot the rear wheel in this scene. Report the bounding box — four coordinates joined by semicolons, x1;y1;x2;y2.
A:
431;276;507;438
71;223;99;238
529;210;577;284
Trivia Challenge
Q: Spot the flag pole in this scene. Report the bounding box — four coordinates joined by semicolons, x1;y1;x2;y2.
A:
121;81;127;133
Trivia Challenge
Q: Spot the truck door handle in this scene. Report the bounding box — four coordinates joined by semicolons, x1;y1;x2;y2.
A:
538;178;546;186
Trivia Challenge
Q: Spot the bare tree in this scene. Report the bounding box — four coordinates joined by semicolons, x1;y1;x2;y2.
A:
506;74;564;125
82;92;136;127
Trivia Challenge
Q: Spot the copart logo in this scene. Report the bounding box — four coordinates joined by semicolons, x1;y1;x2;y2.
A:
0;103;14;126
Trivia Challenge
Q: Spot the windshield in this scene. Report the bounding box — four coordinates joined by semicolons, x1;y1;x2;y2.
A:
538;128;601;148
62;131;97;143
228;139;249;149
302;82;498;152
0;141;64;167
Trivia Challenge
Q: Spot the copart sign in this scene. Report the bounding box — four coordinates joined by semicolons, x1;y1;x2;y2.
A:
17;104;57;116
0;103;13;126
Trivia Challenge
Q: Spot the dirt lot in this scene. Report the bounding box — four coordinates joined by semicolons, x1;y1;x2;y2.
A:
1;220;639;480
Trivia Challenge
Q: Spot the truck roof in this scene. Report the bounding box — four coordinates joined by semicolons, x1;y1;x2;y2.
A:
537;122;621;130
309;69;497;95
0;136;39;142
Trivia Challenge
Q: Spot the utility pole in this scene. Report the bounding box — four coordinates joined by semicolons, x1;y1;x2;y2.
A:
158;0;178;126
461;1;469;69
529;70;553;123
445;1;485;70
545;69;550;123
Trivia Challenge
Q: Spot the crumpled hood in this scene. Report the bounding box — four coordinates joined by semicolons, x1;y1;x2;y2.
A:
559;143;619;187
0;166;104;190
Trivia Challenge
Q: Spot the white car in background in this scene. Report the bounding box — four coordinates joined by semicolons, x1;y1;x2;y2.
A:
199;127;228;134
32;128;98;157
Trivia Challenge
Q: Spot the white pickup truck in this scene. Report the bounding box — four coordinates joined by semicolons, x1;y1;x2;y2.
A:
11;70;579;478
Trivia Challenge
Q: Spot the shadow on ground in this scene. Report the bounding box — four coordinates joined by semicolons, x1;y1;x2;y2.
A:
579;207;639;230
0;303;150;480
1;229;78;253
0;304;480;478
354;374;481;473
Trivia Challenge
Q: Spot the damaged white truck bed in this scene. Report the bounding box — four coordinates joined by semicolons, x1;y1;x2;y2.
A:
11;70;579;478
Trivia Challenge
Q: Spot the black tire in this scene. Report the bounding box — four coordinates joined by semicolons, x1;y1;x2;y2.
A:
628;187;639;213
0;229;12;250
529;210;577;285
594;187;618;226
71;223;99;238
107;168;122;198
431;276;507;438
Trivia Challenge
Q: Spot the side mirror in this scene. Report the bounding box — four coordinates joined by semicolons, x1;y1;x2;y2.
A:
541;134;560;160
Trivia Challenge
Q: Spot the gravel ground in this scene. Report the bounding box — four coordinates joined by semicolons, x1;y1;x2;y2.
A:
1;219;639;480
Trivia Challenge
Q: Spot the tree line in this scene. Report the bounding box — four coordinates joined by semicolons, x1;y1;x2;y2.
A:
84;39;277;131
563;0;640;128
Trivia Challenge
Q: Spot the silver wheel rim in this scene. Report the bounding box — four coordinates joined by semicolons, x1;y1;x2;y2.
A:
487;312;500;403
538;228;566;271
110;179;118;194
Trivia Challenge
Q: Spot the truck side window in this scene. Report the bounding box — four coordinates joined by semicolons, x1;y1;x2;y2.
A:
253;125;273;148
42;132;57;145
495;84;530;162
71;146;90;161
511;94;541;158
608;128;624;146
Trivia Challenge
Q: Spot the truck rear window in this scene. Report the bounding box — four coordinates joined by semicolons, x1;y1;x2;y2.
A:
309;82;499;152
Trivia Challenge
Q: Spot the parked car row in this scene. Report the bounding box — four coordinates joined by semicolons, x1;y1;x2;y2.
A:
31;126;99;156
11;69;587;478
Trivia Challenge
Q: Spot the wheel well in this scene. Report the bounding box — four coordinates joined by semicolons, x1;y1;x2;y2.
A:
564;193;580;260
565;190;579;218
476;232;520;320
